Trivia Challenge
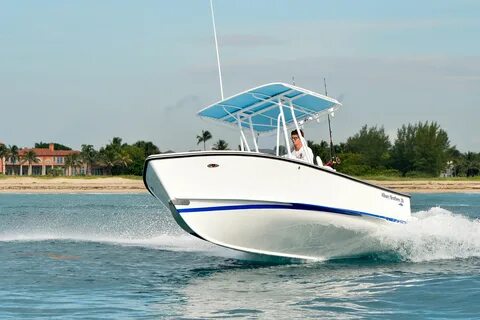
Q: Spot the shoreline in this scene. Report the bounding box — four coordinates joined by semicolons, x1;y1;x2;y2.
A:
366;180;480;194
0;177;147;194
0;177;479;194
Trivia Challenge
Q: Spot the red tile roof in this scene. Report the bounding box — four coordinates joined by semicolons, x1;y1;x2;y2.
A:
19;148;79;157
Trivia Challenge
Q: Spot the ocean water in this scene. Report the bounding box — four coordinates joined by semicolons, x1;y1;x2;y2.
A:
1;193;479;319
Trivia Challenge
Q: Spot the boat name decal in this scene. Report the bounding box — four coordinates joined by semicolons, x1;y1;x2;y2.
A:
381;192;404;206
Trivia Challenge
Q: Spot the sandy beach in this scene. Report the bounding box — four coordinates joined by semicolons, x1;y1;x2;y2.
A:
367;180;480;193
0;176;479;194
0;177;147;193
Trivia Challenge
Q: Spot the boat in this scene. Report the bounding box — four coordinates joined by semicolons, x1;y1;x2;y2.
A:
143;82;412;260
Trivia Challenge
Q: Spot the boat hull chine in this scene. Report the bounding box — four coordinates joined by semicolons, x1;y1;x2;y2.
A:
176;199;396;260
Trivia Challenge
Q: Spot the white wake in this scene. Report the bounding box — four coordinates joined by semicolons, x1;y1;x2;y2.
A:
367;207;480;262
1;207;479;262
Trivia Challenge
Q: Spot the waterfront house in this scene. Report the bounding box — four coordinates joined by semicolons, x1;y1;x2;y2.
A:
2;143;84;176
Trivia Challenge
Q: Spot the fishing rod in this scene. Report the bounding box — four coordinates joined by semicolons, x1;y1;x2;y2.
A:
324;78;335;161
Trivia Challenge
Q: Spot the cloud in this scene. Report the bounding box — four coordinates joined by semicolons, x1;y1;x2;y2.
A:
280;17;480;34
197;34;285;48
162;94;201;116
353;18;476;30
219;34;284;47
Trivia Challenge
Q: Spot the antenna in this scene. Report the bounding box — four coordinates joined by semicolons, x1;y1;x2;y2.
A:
210;0;224;100
324;78;334;160
292;76;296;86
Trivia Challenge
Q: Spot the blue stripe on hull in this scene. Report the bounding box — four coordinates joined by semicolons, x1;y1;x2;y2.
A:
177;202;406;224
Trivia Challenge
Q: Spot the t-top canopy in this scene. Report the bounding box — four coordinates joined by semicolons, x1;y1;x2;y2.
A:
197;82;341;133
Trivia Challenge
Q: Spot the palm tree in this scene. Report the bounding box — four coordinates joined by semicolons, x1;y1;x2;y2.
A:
133;141;160;157
7;145;19;175
117;149;132;168
465;152;480;177
196;130;212;151
0;144;8;174
65;153;82;176
21;150;40;176
64;155;74;176
80;144;97;175
110;137;123;152
98;148;118;175
212;139;229;150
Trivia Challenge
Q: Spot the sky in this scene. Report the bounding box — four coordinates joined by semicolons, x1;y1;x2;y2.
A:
0;0;479;152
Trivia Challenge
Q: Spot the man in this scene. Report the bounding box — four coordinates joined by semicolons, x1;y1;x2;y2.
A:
289;129;314;164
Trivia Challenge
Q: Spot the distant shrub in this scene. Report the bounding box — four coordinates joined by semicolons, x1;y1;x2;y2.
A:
339;165;373;176
405;171;435;178
374;169;402;177
48;167;64;177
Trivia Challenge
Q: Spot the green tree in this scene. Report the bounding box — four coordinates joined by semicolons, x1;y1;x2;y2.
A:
96;137;150;175
21;150;40;176
122;145;145;175
80;144;97;176
308;140;330;164
133;141;160;157
7;145;19;175
49;166;64;177
98;147;118;175
441;149;480;177
34;142;72;150
110;137;124;150
212;139;229;150
196;130;212;151
65;153;82;176
117;149;133;168
390;124;416;176
100;137;124;175
335;152;372;176
334;142;346;155
412;122;450;176
464;152;480;177
345;125;391;169
391;121;450;176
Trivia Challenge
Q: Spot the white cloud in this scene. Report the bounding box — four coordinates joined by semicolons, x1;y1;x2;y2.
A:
219;34;284;47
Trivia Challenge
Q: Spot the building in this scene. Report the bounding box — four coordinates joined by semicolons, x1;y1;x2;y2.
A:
2;143;86;176
440;160;455;178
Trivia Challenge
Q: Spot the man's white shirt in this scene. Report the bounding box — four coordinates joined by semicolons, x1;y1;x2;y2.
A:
288;146;314;164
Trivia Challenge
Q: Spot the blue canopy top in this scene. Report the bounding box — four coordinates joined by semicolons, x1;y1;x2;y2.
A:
197;82;341;134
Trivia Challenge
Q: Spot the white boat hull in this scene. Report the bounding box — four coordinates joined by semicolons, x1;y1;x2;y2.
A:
144;151;411;260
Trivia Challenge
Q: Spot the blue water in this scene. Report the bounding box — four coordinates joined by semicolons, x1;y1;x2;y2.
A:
1;193;480;319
